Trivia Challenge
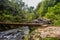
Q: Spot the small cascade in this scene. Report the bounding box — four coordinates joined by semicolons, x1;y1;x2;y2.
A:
0;26;30;40
0;29;24;40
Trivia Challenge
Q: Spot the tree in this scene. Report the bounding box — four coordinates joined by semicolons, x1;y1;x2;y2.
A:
45;3;60;26
35;0;59;17
35;0;60;26
0;0;26;22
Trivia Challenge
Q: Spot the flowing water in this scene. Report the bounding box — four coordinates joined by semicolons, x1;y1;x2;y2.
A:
0;26;30;40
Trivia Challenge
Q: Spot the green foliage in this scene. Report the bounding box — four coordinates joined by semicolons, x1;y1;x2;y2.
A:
36;0;60;26
45;3;60;26
29;27;37;33
0;0;36;30
23;34;28;40
36;0;56;17
0;0;35;23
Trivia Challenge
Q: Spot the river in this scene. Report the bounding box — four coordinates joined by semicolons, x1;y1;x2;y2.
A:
0;26;30;40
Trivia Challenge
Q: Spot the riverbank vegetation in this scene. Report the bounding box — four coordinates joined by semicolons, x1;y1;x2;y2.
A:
35;0;60;26
0;0;60;40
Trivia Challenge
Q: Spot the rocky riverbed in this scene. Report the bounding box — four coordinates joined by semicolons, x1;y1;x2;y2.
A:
29;26;60;40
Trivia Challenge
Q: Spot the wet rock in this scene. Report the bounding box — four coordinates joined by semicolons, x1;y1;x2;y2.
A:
30;18;52;26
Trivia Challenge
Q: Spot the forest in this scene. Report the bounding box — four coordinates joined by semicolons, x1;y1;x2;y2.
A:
0;0;60;26
0;0;60;40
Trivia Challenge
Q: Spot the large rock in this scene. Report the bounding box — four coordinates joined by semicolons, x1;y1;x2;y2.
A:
30;18;52;25
29;26;60;40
